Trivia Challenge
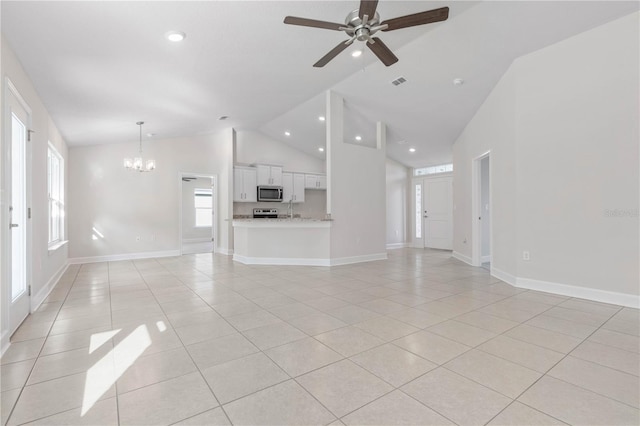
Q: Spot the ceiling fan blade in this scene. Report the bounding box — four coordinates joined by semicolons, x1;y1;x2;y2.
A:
284;16;344;31
313;40;351;67
381;7;449;32
359;0;379;20
367;37;398;67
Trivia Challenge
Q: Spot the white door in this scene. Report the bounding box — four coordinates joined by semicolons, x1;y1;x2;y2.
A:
7;85;31;334
413;176;453;250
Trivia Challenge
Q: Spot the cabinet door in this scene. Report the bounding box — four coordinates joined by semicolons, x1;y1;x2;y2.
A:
233;168;244;201
281;172;293;202
270;166;283;186
317;175;327;190
293;173;305;203
305;174;318;189
243;168;257;202
256;165;271;186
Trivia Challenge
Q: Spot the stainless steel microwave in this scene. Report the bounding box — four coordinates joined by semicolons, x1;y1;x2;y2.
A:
257;186;283;202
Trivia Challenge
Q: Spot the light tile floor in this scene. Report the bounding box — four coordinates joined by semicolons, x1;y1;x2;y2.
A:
1;248;639;425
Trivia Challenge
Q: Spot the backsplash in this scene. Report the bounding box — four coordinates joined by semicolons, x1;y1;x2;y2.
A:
233;190;326;219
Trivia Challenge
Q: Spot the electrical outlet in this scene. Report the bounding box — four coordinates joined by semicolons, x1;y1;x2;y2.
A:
463;238;467;244
136;236;141;242
523;251;530;261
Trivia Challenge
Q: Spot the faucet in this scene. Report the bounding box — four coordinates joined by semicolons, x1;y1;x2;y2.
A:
288;198;294;219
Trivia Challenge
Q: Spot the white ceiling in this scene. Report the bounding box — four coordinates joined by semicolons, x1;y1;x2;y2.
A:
2;1;638;168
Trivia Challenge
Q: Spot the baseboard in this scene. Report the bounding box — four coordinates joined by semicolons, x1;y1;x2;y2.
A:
329;252;388;266
31;262;69;312
233;254;330;266
0;330;10;357
68;250;180;264
481;255;491;263
386;242;409;250
452;251;473;265
516;277;640;309
491;267;517;286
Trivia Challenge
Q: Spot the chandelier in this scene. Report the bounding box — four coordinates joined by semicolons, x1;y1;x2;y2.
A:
124;121;156;172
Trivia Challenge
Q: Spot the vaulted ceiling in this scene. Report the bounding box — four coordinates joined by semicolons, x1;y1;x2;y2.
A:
2;1;638;167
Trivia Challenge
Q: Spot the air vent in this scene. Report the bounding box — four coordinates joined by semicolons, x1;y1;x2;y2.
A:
391;76;407;86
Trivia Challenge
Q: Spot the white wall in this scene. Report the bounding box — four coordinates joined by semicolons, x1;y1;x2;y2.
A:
68;129;234;260
327;91;387;262
386;158;409;247
235;130;325;174
1;36;70;351
181;177;213;241
453;12;639;304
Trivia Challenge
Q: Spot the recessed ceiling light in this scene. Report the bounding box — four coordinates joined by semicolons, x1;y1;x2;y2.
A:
453;78;464;86
355;135;362;141
409;148;416;153
352;50;362;58
318;147;324;152
318;116;325;121
284;131;291;136
165;31;186;42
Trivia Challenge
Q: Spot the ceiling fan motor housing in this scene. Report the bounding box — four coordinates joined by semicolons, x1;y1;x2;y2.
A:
346;9;381;41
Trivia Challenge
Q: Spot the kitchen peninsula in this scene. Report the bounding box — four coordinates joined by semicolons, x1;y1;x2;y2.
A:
232;218;331;266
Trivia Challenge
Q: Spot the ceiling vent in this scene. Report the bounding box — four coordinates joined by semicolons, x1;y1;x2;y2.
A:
391;76;407;86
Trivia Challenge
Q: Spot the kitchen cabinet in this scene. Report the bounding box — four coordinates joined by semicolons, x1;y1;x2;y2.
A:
305;174;327;190
234;167;257;202
256;164;283;186
282;172;305;203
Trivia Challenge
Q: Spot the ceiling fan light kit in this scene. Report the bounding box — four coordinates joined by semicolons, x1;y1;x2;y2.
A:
284;0;449;67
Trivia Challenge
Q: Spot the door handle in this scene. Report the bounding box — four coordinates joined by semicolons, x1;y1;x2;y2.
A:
10;223;19;228
424;216;428;218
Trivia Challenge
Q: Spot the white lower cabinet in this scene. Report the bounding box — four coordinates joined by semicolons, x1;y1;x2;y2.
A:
234;167;257;202
282;172;305;203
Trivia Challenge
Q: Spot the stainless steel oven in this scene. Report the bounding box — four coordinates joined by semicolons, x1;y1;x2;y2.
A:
257;186;283;202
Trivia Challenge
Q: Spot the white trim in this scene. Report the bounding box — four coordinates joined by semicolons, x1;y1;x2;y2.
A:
516;277;640;309
329;252;387;266
386;242;409;250
452;251;473;265
179;172;217;256
31;262;68;311
0;330;10;357
68;250;180;265
216;247;234;256
471;150;491;267
491;267;517;286
481;255;491;264
48;240;68;253
233;254;330;266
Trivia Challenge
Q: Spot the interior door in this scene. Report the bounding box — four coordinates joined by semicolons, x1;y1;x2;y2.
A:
7;86;31;334
424;177;453;250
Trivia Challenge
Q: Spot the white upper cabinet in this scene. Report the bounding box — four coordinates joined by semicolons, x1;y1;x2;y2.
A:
256;164;283;186
282;172;305;203
305;174;327;190
234;166;257;202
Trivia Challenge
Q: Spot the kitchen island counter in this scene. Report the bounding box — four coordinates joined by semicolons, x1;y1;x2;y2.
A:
232;219;331;265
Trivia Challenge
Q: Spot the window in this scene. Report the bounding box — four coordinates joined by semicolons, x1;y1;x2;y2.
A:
415;184;422;239
414;163;453;176
194;188;212;227
48;143;64;246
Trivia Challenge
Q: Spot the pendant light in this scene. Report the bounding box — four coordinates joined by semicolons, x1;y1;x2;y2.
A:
124;121;156;172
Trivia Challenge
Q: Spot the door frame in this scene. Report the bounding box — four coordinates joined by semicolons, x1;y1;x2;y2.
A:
178;172;217;255
472;151;492;267
2;77;33;341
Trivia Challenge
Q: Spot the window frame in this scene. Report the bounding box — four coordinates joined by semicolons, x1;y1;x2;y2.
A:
47;142;65;248
194;188;213;228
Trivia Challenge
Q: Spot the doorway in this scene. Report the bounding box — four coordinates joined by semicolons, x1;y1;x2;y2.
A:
413;175;453;250
4;79;32;335
473;152;491;268
179;173;216;255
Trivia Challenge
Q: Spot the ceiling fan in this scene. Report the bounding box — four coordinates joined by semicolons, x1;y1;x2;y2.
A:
284;0;449;67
